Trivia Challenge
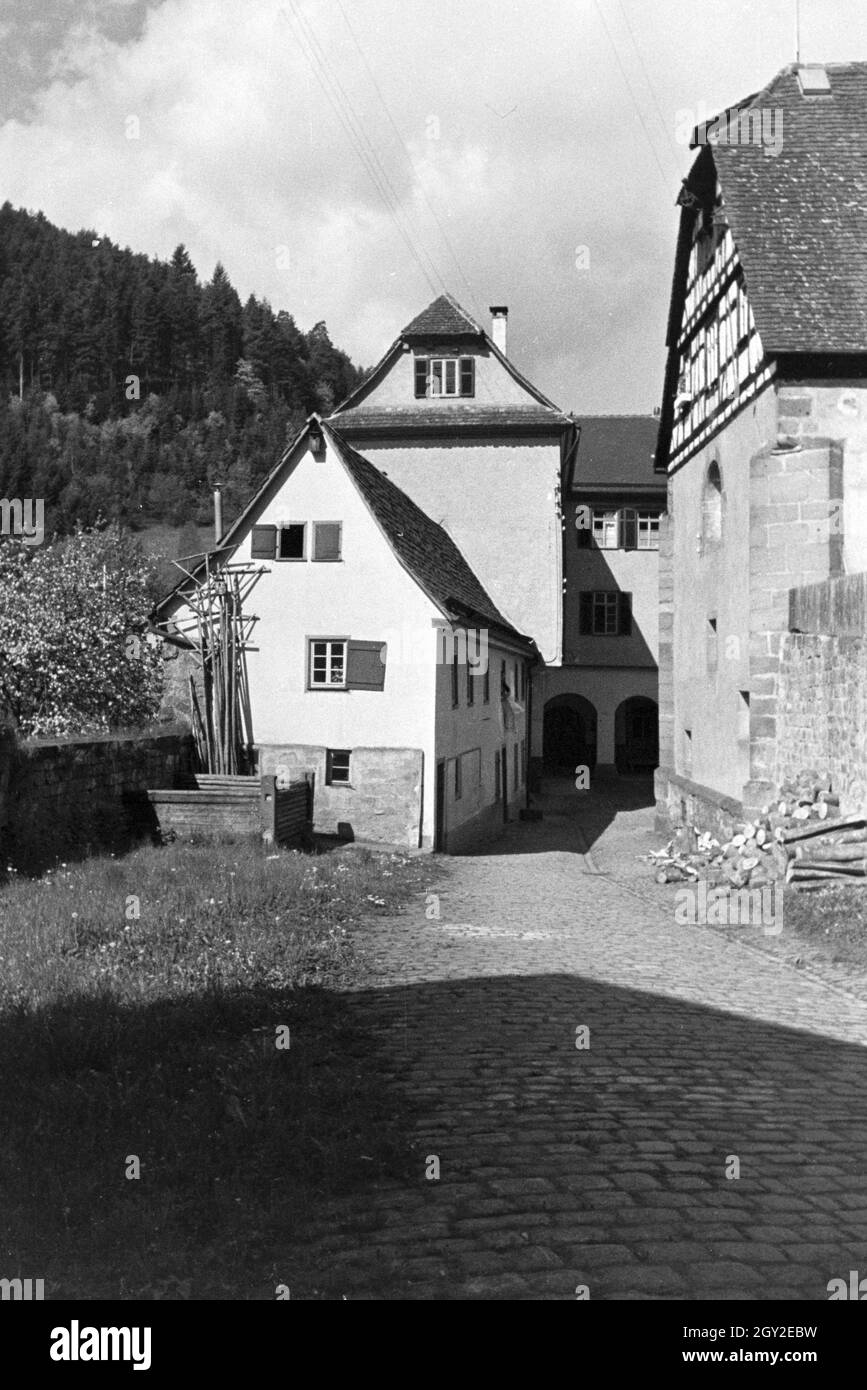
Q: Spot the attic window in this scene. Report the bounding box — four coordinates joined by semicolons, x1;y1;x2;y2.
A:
278;524;306;560
797;65;831;96
414;356;475;398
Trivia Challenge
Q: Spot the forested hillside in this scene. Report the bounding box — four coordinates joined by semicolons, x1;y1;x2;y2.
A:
0;202;363;535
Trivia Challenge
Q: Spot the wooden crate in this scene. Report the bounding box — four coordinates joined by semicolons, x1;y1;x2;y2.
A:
147;773;312;847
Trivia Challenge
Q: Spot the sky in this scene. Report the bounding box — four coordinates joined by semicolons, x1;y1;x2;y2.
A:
0;0;863;413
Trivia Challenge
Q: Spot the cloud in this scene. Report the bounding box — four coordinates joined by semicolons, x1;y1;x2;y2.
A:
1;0;864;410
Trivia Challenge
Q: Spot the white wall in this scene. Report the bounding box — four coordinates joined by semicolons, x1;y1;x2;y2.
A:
360;438;562;663
169;436;441;839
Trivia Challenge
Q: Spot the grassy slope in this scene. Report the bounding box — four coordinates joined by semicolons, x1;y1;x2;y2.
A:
0;839;435;1299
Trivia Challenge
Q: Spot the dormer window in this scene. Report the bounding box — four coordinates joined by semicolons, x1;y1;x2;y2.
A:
414;356;475;398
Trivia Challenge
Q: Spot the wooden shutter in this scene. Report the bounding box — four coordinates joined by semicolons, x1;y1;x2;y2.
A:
314;522;341;561
414;358;428;397
618;592;633;636
459;357;475;396
579;591;593;634
619;508;637;550
251;524;277;559
346;640;387;690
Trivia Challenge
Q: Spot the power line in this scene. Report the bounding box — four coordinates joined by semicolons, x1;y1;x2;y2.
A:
614;0;686;183
590;0;680;197
283;1;446;299
333;0;484;321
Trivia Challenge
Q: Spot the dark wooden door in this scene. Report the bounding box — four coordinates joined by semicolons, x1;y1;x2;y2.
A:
435;760;446;850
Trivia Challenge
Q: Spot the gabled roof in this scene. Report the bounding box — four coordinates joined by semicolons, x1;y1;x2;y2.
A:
329;291;568;420
402;292;484;338
152;416;536;652
689;63;867;355
569;416;664;491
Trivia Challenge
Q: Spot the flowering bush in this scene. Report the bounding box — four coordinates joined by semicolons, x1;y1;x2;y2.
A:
0;523;164;737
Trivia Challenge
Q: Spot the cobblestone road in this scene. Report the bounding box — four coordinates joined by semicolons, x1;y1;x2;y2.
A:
290;779;867;1300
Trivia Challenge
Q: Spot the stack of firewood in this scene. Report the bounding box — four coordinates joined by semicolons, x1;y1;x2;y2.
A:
649;769;866;892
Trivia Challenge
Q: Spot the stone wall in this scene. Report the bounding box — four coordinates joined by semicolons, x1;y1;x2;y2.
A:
745;435;843;815
1;725;194;871
776;572;867;815
258;743;424;847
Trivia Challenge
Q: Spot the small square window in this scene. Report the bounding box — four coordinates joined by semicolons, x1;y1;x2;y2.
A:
309;639;347;687
326;749;351;784
278;524;305;560
313;522;341;561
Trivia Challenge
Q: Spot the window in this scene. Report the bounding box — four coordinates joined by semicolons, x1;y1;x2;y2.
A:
513;743;519;788
467;661;474;706
310;639;346;687
592;510;618;548
494;752;501;801
579;591;632;636
326;749;351;785
500;659;509;698
250;522;306;560
414;356;475;398
451;653;459;707
279;524;306;560
521;737;526;780
637;512;660;549
313;522;341;561
594;592;619;634
702;462;723;542
483;664;490;704
454;757;462;800
308;639;387;690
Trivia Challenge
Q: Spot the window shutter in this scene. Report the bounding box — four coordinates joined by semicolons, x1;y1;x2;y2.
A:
459;358;475;396
414;359;428;397
619;508;637;550
579;591;593;635
346;640;387;690
618;592;633;636
251;524;277;559
314;522;341;561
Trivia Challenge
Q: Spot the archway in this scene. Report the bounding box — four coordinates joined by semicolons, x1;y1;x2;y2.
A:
543;694;597;771
615;696;658;774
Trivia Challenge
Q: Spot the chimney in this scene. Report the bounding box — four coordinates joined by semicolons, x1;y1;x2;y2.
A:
213;485;223;543
489;305;508;355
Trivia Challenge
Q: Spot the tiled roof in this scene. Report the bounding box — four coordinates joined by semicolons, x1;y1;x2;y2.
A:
570;416;663;489
331;404;570;432
401;293;484;337
325;423;533;644
706;63;867;354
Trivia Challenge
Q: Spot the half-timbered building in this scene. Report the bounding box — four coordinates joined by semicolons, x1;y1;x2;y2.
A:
655;62;867;831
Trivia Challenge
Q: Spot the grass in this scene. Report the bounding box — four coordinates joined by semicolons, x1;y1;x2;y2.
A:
714;882;867;1001
0;837;435;1299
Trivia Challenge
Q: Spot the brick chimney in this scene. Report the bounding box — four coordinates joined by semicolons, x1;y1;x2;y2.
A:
489;305;508;354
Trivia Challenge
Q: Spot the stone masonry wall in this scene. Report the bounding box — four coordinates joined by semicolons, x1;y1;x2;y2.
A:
1;726;194;871
776;634;867;815
745;429;843;815
258;743;424;847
